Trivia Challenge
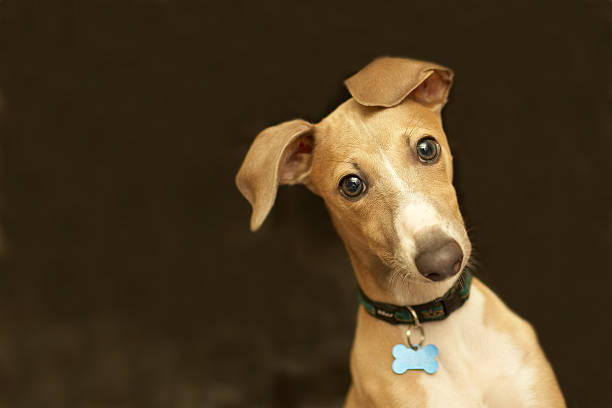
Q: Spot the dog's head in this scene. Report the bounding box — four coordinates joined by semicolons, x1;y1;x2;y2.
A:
236;57;471;302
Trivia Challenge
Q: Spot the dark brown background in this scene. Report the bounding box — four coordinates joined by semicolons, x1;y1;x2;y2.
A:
0;0;610;407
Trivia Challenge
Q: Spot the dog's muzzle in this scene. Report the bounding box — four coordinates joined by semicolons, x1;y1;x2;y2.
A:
414;227;463;281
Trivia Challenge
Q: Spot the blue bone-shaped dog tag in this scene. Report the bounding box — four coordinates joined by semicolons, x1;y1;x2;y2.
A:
391;343;439;375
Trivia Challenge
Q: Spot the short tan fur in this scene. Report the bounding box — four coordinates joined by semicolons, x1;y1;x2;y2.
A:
236;57;565;407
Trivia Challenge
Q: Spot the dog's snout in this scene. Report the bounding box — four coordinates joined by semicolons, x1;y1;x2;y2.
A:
414;227;463;281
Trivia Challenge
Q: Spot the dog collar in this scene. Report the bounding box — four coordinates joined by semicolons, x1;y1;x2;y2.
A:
358;267;472;325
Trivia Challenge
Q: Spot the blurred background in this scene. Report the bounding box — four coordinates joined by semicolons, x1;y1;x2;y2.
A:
0;0;610;407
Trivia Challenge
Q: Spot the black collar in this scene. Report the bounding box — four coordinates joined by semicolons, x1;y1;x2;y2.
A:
358;267;473;325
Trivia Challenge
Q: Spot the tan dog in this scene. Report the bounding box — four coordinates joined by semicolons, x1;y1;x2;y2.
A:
236;57;565;407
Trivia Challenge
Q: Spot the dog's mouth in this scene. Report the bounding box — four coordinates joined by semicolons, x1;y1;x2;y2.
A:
421;257;463;281
423;272;445;281
388;248;471;286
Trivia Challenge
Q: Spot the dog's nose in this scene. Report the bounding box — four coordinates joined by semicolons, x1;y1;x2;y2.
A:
414;228;463;281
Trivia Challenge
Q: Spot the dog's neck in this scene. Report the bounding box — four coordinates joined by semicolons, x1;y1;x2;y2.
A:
345;244;457;307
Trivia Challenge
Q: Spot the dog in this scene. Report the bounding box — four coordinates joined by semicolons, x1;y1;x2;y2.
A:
235;57;565;407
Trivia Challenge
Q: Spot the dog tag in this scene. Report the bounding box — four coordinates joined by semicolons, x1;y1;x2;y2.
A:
391;343;439;375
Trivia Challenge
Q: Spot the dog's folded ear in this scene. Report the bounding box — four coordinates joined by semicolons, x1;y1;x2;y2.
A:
236;120;315;231
345;57;454;111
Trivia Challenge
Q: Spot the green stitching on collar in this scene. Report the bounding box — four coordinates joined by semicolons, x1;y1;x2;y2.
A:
358;267;473;325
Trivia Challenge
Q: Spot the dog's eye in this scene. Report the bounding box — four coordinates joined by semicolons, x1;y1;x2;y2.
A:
416;137;441;163
339;174;365;198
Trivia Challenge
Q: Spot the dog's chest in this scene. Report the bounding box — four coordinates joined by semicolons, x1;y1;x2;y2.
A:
414;286;536;407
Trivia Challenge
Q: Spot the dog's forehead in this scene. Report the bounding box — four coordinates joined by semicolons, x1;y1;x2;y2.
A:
318;98;444;150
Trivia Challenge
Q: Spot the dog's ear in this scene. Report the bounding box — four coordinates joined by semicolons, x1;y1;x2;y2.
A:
236;119;315;231
344;57;454;111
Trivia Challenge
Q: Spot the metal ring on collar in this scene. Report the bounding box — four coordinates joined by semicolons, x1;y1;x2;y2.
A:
405;306;425;350
406;325;425;350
